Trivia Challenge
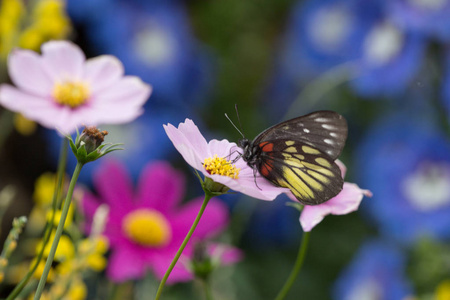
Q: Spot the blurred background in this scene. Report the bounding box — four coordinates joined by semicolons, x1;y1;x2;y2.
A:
1;0;450;299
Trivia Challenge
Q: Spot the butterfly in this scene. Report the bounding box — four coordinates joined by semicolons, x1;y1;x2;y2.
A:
237;110;347;205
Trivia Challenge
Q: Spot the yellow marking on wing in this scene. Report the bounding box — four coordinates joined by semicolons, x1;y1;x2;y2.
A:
285;141;295;146
307;170;329;184
294;168;323;192
294;154;305;160
285;146;298;153
285;158;304;169
282;153;292;159
279;170;314;199
302;145;321;155
302;162;334;177
279;178;305;199
315;157;331;168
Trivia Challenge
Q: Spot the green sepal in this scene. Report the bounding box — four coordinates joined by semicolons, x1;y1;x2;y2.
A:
77;143;88;161
68;137;78;155
286;201;304;212
66;128;123;165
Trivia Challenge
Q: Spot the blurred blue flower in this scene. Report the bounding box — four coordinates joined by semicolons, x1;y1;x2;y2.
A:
279;0;371;78
86;1;214;109
268;0;425;109
66;0;109;24
44;108;193;184
385;0;450;41
241;195;301;248
350;20;425;98
441;47;450;114
356;112;450;243
333;240;413;300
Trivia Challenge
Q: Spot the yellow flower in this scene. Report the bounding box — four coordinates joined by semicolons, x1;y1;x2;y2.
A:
55;259;74;276
32;0;70;37
78;236;109;272
33;173;56;207
0;0;24;57
46;203;75;229
66;277;87;300
436;279;450;300
1;0;71;56
17;26;44;52
13;113;37;136
3;261;29;284
27;206;47;234
31;259;54;282
45;275;87;300
38;232;75;262
19;0;71;51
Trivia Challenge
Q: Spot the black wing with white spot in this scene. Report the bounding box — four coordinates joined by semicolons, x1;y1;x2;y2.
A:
253;111;347;160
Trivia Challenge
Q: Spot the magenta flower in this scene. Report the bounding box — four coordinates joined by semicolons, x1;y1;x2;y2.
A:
0;40;151;134
295;160;372;232
80;160;232;283
163;119;288;200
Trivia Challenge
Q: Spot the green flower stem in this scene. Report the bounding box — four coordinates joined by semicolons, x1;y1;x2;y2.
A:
6;138;68;300
274;231;311;300
0;110;14;152
0;216;27;280
154;192;213;300
201;279;213;300
284;62;359;120
33;161;84;300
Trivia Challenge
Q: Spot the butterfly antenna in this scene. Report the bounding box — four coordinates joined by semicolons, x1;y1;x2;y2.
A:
234;104;246;135
225;112;245;139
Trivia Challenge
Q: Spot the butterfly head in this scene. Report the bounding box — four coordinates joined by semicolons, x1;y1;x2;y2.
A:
238;138;261;167
237;138;250;150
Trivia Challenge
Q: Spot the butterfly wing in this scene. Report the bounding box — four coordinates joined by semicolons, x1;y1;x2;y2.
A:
254;111;347;160
256;140;344;205
252;111;347;205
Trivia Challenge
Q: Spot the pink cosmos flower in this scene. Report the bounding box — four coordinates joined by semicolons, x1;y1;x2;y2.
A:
295;160;372;232
163;119;288;200
0;40;151;134
80;160;237;283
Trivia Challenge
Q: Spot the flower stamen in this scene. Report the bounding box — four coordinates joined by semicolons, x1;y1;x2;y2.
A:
53;81;89;108
203;154;240;179
122;209;172;247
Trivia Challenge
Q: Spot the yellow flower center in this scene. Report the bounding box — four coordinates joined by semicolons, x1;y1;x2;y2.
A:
53;81;89;108
203;154;240;179
122;209;172;247
436;279;450;300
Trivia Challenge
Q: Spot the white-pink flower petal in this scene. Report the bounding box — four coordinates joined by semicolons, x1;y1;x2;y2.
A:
164;118;288;201
83;55;124;94
163;119;209;170
8;49;53;96
0;40;152;134
299;182;372;232
41;40;85;80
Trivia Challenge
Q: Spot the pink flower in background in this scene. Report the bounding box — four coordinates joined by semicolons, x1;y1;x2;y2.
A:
0;40;151;134
164;119;288;200
80;160;234;283
293;160;372;232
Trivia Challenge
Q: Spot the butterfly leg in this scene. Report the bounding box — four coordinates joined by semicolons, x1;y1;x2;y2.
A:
227;149;243;164
252;167;262;191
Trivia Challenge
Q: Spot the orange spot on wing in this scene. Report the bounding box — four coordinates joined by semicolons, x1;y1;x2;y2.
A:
260;142;274;152
260;159;274;177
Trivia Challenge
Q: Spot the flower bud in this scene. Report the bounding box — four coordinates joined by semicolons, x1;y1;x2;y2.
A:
77;126;108;154
68;126;123;165
191;242;214;281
